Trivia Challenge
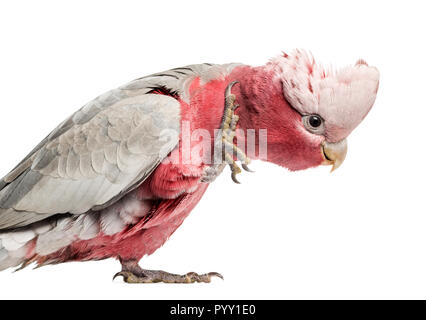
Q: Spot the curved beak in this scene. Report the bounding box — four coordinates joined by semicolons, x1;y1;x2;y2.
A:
321;139;348;172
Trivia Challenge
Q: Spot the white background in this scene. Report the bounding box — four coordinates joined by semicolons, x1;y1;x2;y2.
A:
0;0;425;299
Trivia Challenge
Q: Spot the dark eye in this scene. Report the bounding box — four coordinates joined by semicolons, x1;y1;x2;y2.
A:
302;114;325;135
308;115;322;128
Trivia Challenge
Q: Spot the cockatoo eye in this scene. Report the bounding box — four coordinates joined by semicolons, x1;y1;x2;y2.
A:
302;114;325;135
308;115;322;127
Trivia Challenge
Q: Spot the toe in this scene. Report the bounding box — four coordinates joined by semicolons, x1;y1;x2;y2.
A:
113;271;151;283
185;271;224;283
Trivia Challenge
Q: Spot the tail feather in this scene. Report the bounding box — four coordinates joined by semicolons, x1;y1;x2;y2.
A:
0;226;42;271
0;243;27;271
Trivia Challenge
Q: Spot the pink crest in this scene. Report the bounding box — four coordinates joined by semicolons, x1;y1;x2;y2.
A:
269;50;380;142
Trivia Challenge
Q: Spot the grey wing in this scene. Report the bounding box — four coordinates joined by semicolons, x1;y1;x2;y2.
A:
0;93;180;230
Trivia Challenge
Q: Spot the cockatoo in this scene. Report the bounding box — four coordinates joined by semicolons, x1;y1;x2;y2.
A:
0;50;379;283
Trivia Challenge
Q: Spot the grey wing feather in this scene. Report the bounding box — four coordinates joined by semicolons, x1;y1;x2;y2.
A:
0;93;180;230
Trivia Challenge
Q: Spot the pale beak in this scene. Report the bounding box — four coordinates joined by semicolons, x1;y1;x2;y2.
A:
321;139;348;172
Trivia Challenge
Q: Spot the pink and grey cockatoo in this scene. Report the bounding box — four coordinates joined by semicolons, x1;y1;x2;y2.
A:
0;50;379;283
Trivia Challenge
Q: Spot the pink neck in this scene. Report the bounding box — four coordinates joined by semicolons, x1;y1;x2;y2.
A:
228;65;323;170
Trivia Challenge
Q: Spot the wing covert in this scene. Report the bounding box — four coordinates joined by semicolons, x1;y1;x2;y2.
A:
0;93;180;229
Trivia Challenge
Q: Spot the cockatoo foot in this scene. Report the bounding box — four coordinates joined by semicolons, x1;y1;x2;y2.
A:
201;81;253;184
113;259;223;284
113;268;223;284
113;270;223;283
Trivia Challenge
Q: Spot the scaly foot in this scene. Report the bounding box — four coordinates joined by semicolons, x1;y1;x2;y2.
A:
113;260;223;284
201;81;253;184
114;270;223;284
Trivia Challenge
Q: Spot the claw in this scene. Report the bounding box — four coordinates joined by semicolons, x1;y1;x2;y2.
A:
225;81;239;99
225;155;243;184
113;271;127;281
242;163;254;172
207;272;224;280
231;171;241;184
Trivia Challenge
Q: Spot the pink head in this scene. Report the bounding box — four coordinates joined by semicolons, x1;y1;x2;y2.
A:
235;49;380;171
